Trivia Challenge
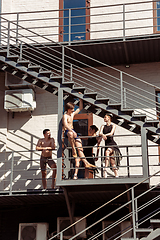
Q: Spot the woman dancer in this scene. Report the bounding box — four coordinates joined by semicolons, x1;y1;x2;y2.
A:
99;114;122;178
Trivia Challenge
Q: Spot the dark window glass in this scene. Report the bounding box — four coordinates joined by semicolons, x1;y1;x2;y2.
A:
63;0;86;41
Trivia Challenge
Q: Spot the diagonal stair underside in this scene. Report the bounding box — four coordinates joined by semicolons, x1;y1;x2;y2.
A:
1;55;160;144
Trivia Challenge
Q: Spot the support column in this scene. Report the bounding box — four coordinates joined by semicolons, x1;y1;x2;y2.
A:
63;187;76;236
141;126;149;178
56;88;63;185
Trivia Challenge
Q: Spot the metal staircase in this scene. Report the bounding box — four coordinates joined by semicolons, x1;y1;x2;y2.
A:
48;171;160;240
0;16;160;146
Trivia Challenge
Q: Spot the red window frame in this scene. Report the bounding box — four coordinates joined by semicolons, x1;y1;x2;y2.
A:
59;0;90;42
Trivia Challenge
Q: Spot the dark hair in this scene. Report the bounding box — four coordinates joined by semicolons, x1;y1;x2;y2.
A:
90;125;98;133
104;113;113;120
43;129;50;135
65;102;75;111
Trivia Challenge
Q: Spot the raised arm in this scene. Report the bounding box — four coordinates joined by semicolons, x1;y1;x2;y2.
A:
73;96;83;117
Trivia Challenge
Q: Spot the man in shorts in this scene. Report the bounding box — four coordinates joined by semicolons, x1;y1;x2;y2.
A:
36;129;56;189
62;97;96;179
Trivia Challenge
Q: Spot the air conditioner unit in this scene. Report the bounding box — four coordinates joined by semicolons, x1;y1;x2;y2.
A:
5;72;32;87
57;217;86;239
4;89;36;112
18;222;49;240
102;221;132;240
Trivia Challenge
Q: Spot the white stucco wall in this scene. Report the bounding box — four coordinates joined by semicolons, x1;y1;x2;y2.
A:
0;71;58;190
1;0;155;44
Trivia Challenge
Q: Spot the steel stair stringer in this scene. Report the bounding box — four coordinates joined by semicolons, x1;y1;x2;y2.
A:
1;55;160;144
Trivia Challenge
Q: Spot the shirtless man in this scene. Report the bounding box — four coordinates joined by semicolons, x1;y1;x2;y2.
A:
36;129;56;189
62;97;96;180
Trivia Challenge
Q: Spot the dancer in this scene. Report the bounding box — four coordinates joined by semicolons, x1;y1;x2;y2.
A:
99;114;122;178
63;97;96;180
84;125;101;178
36;129;56;189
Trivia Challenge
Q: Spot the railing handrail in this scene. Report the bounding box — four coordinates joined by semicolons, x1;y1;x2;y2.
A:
0;0;156;16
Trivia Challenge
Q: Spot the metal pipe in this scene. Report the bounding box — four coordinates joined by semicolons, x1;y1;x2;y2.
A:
131;188;136;239
123;4;126;41
16;13;19;46
9;151;14;195
120;71;123;109
69;9;71;45
7;21;10;56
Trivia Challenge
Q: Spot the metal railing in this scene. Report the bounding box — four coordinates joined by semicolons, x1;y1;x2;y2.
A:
1;14;160;120
0;133;159;194
0;1;159;45
49;170;160;240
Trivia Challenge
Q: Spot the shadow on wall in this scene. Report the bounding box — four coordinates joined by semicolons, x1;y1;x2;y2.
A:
0;129;57;192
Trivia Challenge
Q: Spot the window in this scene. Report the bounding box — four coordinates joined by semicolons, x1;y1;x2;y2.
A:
59;0;90;42
153;1;160;33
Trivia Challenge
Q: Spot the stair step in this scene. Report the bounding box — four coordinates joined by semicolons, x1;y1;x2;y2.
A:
96;98;109;105
17;60;30;68
7;55;19;61
73;86;85;94
108;103;121;110
150;219;160;224
49;76;62;84
0;50;7;57
136;228;153;238
132;114;146;121
39;70;52;78
121;109;134;116
28;65;41;72
63;81;74;88
145;120;159;128
84;92;97;99
136;228;153;233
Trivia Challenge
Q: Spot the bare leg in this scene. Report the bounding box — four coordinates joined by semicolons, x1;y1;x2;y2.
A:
41;169;47;189
67;131;77;158
110;157;119;177
73;157;80;179
75;138;96;168
51;162;57;189
103;149;110;178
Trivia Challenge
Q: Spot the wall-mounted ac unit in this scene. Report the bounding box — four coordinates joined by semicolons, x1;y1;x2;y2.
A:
4;89;36;112
5;72;32;88
18;222;49;240
57;217;86;239
102;221;132;240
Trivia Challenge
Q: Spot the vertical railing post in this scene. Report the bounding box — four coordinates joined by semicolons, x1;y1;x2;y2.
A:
20;41;23;60
9;151;14;195
135;198;138;228
120;71;123;109
126;146;130;177
70;63;73;81
141;126;149;178
69;9;71;45
7;21;10;56
56;88;63;185
62;45;64;83
123;4;126;41
60;232;63;240
16;13;19;46
131;188;136;239
124;87;127;108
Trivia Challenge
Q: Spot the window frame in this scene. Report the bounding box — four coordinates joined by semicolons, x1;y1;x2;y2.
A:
153;1;160;33
59;0;90;42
